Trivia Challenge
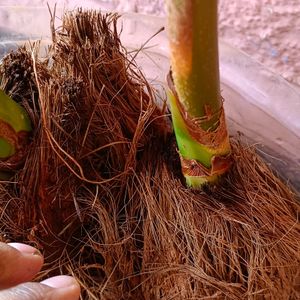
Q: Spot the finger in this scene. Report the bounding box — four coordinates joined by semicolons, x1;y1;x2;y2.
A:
0;275;80;300
0;242;43;289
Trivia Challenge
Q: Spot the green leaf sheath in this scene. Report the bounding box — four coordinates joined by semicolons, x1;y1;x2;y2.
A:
0;89;32;159
166;0;231;187
0;89;32;133
0;138;15;158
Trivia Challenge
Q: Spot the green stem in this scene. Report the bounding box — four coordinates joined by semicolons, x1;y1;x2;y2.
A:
0;138;15;158
168;0;221;120
167;0;231;187
0;89;32;133
0;89;32;160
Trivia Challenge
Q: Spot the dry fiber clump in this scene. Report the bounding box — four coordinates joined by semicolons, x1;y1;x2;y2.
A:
0;10;299;299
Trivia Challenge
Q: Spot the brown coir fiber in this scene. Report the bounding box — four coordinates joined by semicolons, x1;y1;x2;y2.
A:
0;10;299;299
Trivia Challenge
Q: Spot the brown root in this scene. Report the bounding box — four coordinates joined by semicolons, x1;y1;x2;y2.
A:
0;9;299;300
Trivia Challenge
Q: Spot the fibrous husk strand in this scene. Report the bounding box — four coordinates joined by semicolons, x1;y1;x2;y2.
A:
0;9;299;299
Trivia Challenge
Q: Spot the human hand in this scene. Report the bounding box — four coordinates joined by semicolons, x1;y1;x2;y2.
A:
0;242;80;300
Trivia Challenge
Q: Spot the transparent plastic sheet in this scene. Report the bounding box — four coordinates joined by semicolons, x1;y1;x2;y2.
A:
0;5;299;190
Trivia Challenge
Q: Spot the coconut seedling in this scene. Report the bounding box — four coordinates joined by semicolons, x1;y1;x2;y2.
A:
0;5;299;300
166;0;231;187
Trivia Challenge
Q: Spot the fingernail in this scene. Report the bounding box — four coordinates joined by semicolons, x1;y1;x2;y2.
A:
41;276;81;299
41;275;78;289
8;242;42;256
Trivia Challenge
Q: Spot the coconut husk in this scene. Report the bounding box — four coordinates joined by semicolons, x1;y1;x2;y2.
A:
0;10;299;300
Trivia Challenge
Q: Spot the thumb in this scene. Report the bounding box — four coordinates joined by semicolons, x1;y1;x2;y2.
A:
0;276;80;300
0;242;43;289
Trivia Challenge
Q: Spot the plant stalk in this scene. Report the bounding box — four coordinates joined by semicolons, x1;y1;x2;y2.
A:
166;0;231;187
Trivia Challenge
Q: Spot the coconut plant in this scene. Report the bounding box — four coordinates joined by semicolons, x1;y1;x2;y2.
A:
167;0;231;187
0;5;299;300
